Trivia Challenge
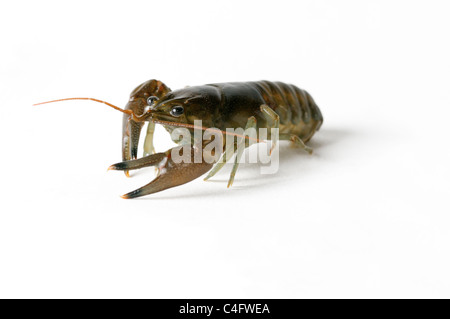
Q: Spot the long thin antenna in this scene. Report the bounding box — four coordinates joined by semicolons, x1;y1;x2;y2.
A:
34;97;265;143
33;97;133;116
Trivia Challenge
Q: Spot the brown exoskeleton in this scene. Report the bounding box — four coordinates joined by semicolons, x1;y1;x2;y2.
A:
35;79;323;198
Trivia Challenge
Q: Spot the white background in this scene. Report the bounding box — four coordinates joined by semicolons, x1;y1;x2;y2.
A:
1;0;449;298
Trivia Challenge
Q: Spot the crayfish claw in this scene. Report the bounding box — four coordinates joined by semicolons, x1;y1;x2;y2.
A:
121;80;171;177
122;114;145;177
109;152;167;172
119;146;214;199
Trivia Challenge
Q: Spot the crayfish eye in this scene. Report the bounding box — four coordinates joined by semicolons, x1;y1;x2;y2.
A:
170;105;184;117
147;96;159;106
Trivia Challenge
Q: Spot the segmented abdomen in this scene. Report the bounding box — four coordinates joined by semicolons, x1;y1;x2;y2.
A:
252;81;323;142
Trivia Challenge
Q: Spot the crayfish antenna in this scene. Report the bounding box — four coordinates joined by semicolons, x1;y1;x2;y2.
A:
33;98;264;144
33;97;136;117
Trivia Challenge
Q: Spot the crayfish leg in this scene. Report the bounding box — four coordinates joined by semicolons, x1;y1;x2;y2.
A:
227;116;257;188
203;142;236;181
204;116;258;188
143;122;156;157
279;134;313;155
260;104;280;155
